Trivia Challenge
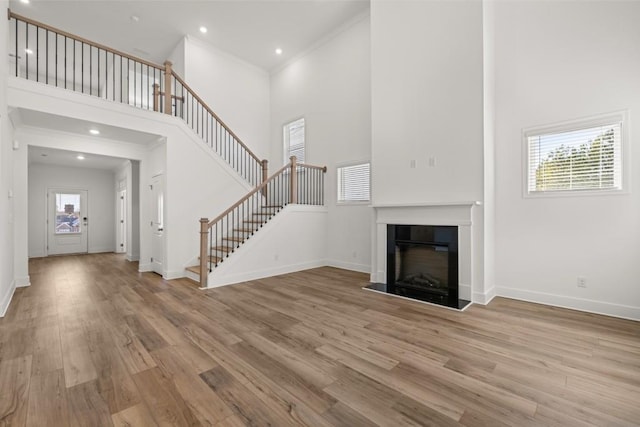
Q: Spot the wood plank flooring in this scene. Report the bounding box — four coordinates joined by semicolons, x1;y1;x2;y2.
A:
1;253;639;426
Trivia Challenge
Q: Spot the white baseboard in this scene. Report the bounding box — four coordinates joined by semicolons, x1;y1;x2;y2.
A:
89;247;115;254
326;259;371;274
164;270;185;280
15;276;31;288
473;286;496;305
496;286;640;321
29;251;45;258
0;281;16;318
206;260;327;288
126;253;140;262
138;263;152;272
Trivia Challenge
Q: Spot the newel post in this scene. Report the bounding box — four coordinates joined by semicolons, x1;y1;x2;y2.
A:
199;218;209;288
290;156;298;204
261;159;269;184
163;60;173;115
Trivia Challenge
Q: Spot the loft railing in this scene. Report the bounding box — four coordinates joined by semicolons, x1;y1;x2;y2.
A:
199;156;326;287
8;10;266;187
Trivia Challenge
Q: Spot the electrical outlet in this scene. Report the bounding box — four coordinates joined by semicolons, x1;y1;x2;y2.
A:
410;159;417;169
577;276;587;288
428;157;436;167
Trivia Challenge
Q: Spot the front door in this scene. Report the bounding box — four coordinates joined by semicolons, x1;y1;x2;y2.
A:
150;174;164;275
48;190;89;255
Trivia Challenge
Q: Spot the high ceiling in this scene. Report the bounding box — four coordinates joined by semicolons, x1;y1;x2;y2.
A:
9;0;370;71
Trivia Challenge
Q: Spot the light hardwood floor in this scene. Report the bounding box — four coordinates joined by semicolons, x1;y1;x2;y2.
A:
1;253;639;426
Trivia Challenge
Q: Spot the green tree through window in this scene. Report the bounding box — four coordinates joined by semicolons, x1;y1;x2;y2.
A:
535;129;616;191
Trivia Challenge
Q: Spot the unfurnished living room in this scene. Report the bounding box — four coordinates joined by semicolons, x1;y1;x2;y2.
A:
0;0;639;426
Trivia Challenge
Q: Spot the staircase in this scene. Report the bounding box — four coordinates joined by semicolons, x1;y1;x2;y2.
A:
186;157;327;287
9;11;328;288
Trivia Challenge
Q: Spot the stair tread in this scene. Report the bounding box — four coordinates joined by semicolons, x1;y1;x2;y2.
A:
243;220;265;224
234;228;254;232
223;237;244;243
212;245;233;252
197;255;222;263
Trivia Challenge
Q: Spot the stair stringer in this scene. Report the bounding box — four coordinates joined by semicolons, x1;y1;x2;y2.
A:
202;204;328;288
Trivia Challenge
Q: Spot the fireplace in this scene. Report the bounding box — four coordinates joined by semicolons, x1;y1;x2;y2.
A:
366;224;471;310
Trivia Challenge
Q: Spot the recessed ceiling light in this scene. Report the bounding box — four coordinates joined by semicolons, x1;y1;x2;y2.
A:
89;129;100;135
24;48;33;55
130;15;140;23
41;153;47;157
199;26;208;34
77;155;85;160
20;0;30;4
275;48;283;55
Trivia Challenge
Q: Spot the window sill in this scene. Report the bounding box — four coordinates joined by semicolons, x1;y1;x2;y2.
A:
524;187;628;199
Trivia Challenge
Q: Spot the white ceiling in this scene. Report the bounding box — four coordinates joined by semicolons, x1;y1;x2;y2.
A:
29;146;130;171
9;0;370;71
14;108;160;170
14;109;161;145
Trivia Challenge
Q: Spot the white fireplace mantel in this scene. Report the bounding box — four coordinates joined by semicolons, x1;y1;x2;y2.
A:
371;201;486;304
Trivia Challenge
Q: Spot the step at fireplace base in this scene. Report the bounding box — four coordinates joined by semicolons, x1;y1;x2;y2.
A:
364;282;471;310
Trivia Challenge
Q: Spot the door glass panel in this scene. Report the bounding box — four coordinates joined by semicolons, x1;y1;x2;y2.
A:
55;193;81;234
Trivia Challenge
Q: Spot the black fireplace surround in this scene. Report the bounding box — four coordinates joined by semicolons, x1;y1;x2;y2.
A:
366;224;471;310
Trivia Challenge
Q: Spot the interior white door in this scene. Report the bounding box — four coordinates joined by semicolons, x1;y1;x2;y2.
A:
150;174;164;275
48;189;89;255
117;189;127;253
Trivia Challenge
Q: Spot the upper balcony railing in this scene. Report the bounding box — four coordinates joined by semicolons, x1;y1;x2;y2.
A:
8;10;266;187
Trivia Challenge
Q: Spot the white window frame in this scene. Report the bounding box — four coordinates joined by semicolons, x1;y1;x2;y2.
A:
337;161;371;205
283;117;305;164
522;111;630;198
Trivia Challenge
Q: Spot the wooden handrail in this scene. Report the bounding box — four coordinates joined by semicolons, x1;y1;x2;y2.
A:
8;11;164;71
208;162;292;228
171;71;262;164
207;158;327;228
298;163;328;172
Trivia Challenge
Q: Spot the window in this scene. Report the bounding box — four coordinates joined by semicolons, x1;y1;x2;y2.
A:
54;193;81;234
525;112;625;196
338;162;370;203
284;118;305;163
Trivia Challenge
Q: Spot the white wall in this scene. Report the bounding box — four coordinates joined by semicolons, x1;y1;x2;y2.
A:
130;161;140;261
369;1;487;299
482;0;497;301
12;140;29;287
270;14;372;272
493;1;640;319
206;206;328;287
167;38;186;78
0;0;15;316
183;36;270;160
371;0;484;205
28;164;116;257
